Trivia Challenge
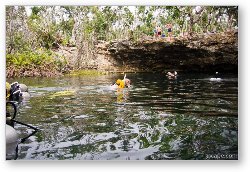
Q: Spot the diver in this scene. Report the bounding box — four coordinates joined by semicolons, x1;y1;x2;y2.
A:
6;82;30;102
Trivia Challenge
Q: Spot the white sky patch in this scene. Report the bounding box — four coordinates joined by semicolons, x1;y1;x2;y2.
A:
25;6;32;16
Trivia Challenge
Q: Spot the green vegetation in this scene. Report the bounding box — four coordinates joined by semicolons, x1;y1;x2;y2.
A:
6;6;238;77
6;48;68;77
7;50;53;66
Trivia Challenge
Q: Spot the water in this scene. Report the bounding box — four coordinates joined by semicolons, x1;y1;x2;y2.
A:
6;73;238;160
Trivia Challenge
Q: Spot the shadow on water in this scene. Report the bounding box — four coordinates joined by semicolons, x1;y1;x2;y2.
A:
6;73;238;160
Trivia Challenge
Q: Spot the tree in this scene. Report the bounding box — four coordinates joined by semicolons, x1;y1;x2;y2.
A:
6;5;238;74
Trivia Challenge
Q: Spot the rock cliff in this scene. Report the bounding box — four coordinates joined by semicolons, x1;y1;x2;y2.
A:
56;31;238;74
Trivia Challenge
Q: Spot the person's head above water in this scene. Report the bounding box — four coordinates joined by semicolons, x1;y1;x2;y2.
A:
125;78;131;87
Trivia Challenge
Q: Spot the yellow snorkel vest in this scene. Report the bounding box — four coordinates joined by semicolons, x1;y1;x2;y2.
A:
116;79;125;88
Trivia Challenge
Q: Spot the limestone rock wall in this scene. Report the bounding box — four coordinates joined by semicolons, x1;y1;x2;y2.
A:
98;31;238;73
56;31;238;74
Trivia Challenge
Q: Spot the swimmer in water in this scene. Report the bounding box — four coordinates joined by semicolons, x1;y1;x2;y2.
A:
111;74;131;89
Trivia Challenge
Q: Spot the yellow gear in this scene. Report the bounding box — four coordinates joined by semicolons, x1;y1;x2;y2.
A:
116;79;125;88
6;82;11;98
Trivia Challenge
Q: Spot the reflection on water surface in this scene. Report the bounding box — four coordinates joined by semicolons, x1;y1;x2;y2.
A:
7;73;238;160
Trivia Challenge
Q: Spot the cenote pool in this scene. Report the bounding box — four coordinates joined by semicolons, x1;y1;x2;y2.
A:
6;73;238;160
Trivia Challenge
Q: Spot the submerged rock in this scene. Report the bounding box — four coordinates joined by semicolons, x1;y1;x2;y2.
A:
19;84;28;92
48;90;75;98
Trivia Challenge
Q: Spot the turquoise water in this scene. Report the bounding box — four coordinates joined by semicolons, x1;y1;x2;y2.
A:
6;73;238;160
